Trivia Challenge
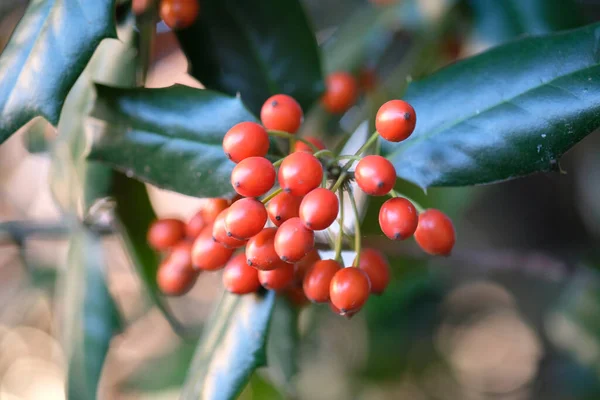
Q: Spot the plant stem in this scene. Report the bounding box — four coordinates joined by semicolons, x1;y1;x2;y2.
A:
354;132;380;156
261;188;283;204
313;149;335;159
267;130;320;153
329;133;381;192
389;190;426;213
348;191;361;267
336;155;362;161
273;158;284;167
334;189;345;264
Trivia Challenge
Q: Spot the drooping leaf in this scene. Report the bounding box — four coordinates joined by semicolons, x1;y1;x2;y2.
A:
110;172;190;335
87;85;258;198
382;23;600;188
175;0;323;114
61;228;121;399
181;290;276;400
263;297;299;396
469;0;584;46
0;0;116;144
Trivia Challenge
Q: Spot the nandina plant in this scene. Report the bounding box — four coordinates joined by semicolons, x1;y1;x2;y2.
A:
1;0;599;398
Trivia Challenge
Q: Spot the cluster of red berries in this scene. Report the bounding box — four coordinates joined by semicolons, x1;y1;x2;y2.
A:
148;89;455;317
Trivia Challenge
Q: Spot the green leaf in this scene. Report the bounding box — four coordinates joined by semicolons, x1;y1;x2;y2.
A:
0;0;116;145
62;228;120;399
469;0;584;46
263;297;299;396
382;23;600;188
87;85;258;198
110;172;190;335
175;0;323;114
181;290;276;400
23;118;53;154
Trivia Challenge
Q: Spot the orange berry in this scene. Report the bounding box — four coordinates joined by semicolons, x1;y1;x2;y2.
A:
278;152;323;196
294;249;321;282
329;267;371;314
258;263;295;291
355;155;396;196
299;188;339;231
321;72;358;114
225;198;268;239
353;248;390;294
223;253;261;295
285;284;310;308
266;192;302;227
303;259;341;303
185;211;206;239
156;241;198;296
294;137;326;153
246;227;288;270
260;94;303;134
159;0;199;30
358;67;377;92
147;218;186;250
414;209;456;256
212;209;247;248
191;225;234;271
231;157;275;197
378;197;418;240
274;217;314;263
376;100;416;142
223;122;270;163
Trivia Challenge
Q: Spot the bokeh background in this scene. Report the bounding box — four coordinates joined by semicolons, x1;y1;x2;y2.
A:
2;0;600;399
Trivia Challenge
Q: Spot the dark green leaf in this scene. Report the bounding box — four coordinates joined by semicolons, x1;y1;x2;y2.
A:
62;228;120;399
88;85;258;198
181;290;276;400
0;0;116;144
175;0;323;114
264;297;299;396
110;172;190;335
469;0;584;46
382;23;600;188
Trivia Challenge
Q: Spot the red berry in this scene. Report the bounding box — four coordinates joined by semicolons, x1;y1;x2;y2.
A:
378;197;418;240
376;100;416;142
191;225;234;271
185;212;206;239
246;228;288;270
353;248;390;294
225;198;268;239
294;137;326;153
294;249;321;282
156;241;198;296
274;217;314;263
354;155;396;196
321;72;358;114
358;67;377;92
160;0;199;30
414;209;456;256
285;284;310;308
231;157;275;198
223;122;270;163
278;152;323;196
299;188;339;231
258;263;295;291
212;209;247;248
303;259;341;303
329;302;358;319
147;218;186;250
266;192;302;227
329;267;371;314
260;94;303;134
185;198;231;238
223;254;261;295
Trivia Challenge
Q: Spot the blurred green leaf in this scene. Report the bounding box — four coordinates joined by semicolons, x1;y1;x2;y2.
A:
23;118;53;154
175;0;323;115
0;0;116;144
382;23;600;188
469;0;584;46
239;373;285;400
181;290;276;400
62;228;120;399
110;172;190;335
264;297;299;396
87;85;259;198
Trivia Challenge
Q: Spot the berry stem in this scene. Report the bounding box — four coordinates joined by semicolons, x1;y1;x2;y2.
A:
334;189;345;263
267;130;320;153
348;190;361;267
336;155;362;161
273;158;284;167
313;149;335;159
329;133;381;193
389;190;426;213
354;132;380;157
261;187;283;204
